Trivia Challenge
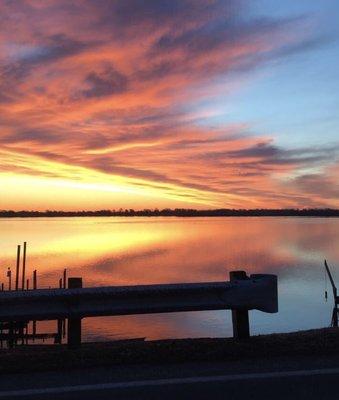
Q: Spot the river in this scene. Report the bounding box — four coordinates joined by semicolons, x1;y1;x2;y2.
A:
1;217;338;342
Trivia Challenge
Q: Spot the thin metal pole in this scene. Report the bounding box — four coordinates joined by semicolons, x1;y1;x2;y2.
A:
15;245;21;291
22;242;27;290
324;260;337;302
26;279;29;290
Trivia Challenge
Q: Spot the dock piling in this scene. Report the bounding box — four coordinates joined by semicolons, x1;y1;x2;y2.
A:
7;268;11;291
15;245;21;291
21;242;27;290
33;270;37;290
63;269;67;289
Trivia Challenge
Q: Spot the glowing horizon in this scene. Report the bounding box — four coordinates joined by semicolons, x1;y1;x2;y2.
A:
1;1;338;211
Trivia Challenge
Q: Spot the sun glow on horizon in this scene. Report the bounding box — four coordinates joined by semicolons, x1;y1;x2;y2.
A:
0;149;230;211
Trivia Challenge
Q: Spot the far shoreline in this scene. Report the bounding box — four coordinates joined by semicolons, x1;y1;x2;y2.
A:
1;208;339;219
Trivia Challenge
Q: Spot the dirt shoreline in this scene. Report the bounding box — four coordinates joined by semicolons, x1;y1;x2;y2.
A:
1;328;339;374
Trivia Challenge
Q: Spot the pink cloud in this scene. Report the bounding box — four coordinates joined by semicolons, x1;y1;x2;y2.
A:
0;0;337;208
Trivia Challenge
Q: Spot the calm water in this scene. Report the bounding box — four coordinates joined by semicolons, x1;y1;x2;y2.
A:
1;217;339;342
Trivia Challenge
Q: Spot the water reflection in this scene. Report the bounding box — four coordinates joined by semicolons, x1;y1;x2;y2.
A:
1;217;338;341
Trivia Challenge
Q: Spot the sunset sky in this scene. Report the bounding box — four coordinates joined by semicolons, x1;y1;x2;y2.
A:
1;0;338;210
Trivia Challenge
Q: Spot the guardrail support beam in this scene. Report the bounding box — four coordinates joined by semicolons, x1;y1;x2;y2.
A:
230;271;250;340
67;277;82;349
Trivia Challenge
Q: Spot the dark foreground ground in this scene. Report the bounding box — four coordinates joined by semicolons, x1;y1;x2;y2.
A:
1;328;339;374
1;328;339;399
1;355;339;399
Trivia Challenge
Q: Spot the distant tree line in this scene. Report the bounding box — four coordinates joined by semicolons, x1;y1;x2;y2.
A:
1;208;339;218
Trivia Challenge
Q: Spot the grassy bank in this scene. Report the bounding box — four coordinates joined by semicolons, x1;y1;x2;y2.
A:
1;328;339;374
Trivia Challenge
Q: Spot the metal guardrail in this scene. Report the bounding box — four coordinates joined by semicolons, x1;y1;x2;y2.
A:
0;274;277;320
0;272;278;347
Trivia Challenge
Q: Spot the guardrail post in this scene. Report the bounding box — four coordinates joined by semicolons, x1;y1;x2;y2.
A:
67;277;82;349
230;270;250;340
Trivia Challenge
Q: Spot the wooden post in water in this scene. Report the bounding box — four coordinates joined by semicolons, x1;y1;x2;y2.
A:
21;242;27;290
33;270;37;290
62;272;67;338
25;321;29;345
33;270;37;338
7;268;11;291
32;321;37;339
8;322;14;349
56;319;63;344
67;277;82;349
56;278;63;344
63;269;67;289
230;270;250;340
15;245;21;291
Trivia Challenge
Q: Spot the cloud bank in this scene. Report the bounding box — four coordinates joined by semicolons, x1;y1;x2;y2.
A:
0;0;338;209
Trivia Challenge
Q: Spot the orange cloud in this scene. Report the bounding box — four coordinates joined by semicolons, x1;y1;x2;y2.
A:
0;1;337;209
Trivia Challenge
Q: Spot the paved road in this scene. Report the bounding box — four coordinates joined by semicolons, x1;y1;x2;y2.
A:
1;355;339;399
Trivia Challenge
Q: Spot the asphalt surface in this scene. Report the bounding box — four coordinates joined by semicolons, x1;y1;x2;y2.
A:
1;355;339;399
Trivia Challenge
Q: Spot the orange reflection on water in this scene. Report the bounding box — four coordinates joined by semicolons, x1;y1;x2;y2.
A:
1;217;339;340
